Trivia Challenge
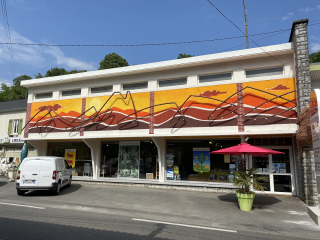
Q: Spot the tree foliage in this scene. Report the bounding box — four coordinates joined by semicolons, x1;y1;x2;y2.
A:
310;51;320;63
0;68;87;103
177;53;194;59
98;53;129;70
0;75;31;102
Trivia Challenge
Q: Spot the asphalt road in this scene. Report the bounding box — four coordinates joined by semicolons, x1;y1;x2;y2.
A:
0;178;319;240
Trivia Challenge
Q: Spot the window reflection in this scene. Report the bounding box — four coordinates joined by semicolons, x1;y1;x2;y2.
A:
274;175;292;192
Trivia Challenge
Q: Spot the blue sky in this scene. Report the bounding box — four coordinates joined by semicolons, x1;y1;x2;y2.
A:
1;0;320;85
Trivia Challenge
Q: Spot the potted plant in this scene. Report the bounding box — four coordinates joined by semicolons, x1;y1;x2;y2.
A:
231;158;269;211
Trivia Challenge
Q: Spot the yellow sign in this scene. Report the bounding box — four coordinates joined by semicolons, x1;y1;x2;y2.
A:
174;166;179;175
65;149;76;168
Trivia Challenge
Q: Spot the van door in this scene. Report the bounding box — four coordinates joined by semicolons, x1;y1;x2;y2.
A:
38;159;54;187
57;159;66;185
20;159;41;187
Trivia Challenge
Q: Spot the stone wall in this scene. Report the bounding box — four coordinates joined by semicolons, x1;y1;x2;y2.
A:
290;19;319;206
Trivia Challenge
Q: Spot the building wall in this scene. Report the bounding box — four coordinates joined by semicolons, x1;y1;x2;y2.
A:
24;53;296;140
0;110;26;138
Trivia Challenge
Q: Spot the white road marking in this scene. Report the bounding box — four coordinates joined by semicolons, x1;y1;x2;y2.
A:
0;202;45;209
132;218;237;233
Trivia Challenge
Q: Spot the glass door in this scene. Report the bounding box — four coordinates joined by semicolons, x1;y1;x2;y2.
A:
249;146;295;195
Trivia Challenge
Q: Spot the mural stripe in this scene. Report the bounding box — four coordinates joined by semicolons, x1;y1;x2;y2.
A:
80;98;86;136
24;103;32;138
149;91;154;134
237;83;244;132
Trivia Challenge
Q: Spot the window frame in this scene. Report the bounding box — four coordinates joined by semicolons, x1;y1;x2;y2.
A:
61;88;82;98
34;92;53;100
158;77;187;88
90;85;113;95
122;82;148;91
198;72;233;84
12;119;20;134
245;66;284;79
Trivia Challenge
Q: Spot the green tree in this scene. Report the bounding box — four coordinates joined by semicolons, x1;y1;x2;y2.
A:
198;153;205;170
34;73;44;79
98;53;129;70
68;69;87;74
177;53;194;59
310;51;320;63
45;67;69;77
0;75;31;102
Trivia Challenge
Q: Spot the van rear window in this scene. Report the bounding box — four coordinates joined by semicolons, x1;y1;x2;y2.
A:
22;160;41;171
41;160;53;171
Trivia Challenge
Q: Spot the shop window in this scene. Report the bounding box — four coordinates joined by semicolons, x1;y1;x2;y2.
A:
166;139;240;182
273;175;292;192
61;89;81;97
91;85;113;94
123;82;148;91
277;138;285;145
270;138;277;145
35;92;53;99
255;138;262;146
47;142;92;176
246;67;283;78
199;72;232;83
100;141;158;179
285;138;292;145
159;78;187;88
271;149;290;173
252;155;269;173
262;138;269;146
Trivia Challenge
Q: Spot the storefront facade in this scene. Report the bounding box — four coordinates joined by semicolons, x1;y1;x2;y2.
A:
20;41;301;195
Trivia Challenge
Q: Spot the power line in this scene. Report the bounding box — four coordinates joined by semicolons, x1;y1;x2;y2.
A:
206;0;284;64
0;29;293;47
1;0;16;79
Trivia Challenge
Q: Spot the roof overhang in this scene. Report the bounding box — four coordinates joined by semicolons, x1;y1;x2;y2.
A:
21;43;294;88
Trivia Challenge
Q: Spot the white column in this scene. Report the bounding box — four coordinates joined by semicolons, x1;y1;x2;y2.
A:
28;140;47;156
152;137;166;182
83;139;101;179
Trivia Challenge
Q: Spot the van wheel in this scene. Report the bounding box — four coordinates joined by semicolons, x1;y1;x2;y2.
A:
54;182;61;195
17;190;26;196
67;177;72;187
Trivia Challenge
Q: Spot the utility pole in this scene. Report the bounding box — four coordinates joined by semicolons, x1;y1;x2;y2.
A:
242;0;249;49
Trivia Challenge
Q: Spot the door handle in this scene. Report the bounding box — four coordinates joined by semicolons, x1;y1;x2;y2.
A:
32;174;38;176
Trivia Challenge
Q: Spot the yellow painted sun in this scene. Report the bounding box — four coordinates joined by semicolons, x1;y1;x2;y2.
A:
88;99;102;115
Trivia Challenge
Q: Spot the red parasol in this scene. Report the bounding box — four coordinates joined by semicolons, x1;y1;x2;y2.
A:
210;143;285;155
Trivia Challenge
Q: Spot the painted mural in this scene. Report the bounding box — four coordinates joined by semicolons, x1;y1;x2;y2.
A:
25;78;297;135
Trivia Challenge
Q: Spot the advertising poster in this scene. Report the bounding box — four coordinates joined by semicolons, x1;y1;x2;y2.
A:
65;149;76;168
118;141;140;178
193;148;210;173
167;153;174;180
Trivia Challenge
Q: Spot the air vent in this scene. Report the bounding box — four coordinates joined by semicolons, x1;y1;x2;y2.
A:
159;78;187;87
246;67;283;78
123;82;148;91
61;89;81;97
199;73;232;83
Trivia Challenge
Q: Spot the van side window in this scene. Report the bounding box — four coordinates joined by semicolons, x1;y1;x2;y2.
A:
58;159;64;170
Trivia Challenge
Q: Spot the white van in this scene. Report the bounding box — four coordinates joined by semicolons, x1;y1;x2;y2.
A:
16;156;72;196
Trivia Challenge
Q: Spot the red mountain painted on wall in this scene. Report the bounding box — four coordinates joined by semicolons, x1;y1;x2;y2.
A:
28;92;296;133
199;90;227;97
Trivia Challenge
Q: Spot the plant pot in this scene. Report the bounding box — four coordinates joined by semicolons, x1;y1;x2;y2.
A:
236;192;255;211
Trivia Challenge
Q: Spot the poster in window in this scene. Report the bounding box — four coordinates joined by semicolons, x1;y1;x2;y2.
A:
118;141;140;178
167;153;174;180
64;149;76;168
193;148;210;173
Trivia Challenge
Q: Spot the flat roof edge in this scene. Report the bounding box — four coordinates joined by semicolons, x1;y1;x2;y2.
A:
21;43;293;88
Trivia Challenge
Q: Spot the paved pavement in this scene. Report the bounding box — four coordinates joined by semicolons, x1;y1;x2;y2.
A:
0;177;319;240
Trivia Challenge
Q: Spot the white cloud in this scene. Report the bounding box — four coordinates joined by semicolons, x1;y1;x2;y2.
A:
0;25;96;71
298;7;315;13
8;0;45;11
282;12;294;21
311;42;320;52
0;78;12;86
